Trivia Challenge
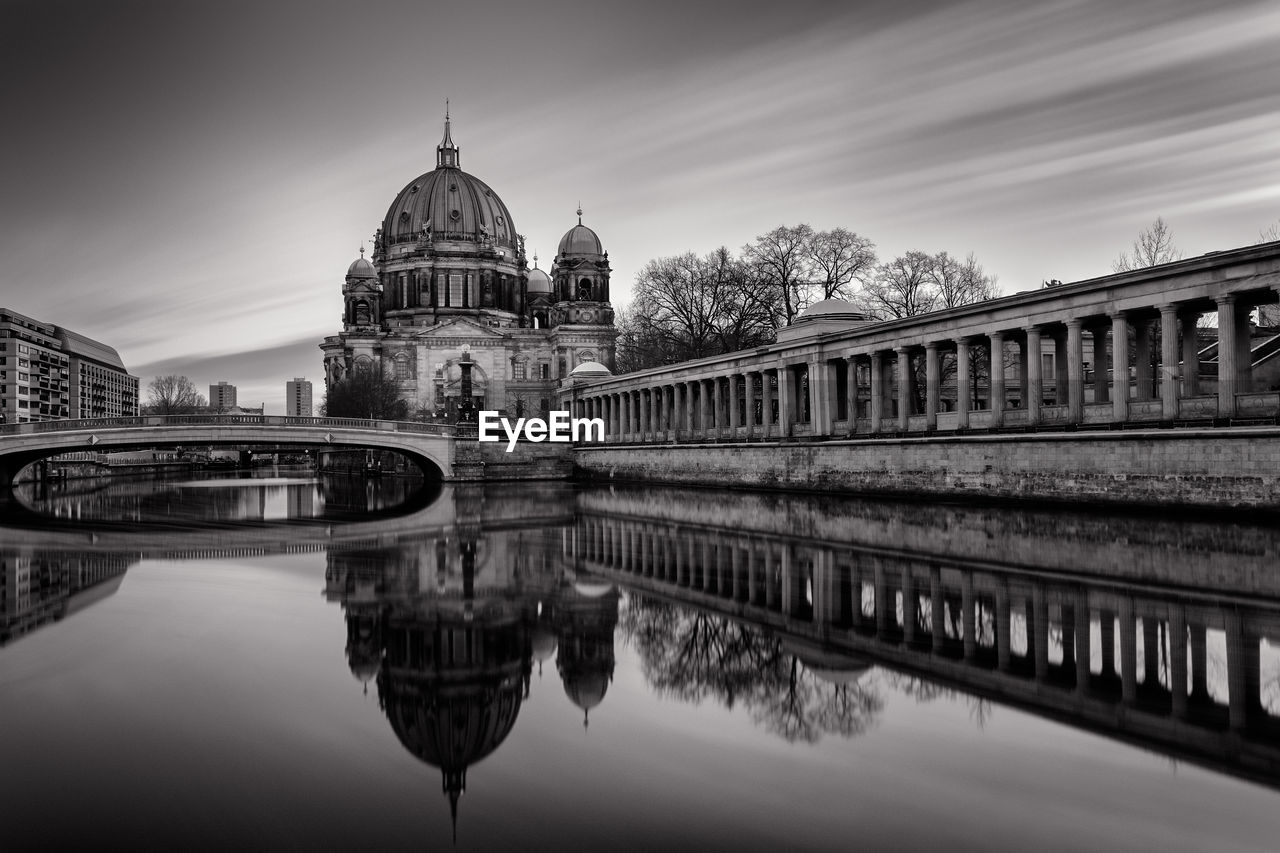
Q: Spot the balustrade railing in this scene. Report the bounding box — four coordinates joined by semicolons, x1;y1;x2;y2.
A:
0;415;456;438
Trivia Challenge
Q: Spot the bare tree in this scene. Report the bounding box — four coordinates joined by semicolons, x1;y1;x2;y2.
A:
1258;221;1280;244
1113;216;1182;272
932;251;999;309
323;368;409;420
807;228;877;301
860;251;938;319
744;224;815;326
144;375;207;414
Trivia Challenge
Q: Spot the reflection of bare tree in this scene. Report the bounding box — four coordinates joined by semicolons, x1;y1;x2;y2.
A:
620;594;883;743
879;673;995;730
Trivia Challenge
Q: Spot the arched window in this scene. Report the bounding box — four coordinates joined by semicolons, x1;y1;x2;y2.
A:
354;355;373;374
393;353;412;380
578;278;592;300
578;350;595;363
354;300;370;325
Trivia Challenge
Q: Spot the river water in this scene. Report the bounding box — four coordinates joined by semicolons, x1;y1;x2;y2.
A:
2;471;1279;851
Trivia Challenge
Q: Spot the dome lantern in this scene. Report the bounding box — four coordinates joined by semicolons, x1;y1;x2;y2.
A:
437;103;459;169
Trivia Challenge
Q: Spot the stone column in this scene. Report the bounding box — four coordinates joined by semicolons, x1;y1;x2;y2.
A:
729;373;741;434
744;371;756;438
1180;311;1201;397
1134;319;1153;401
1160;305;1179;419
1225;609;1252;731
711;377;723;438
1067;319;1084;423
697;379;711;437
684;381;696;436
955;340;971;430
1170;605;1188;718
925;343;940;430
1054;331;1069;405
870;352;884;433
639;390;649;438
812;360;834;435
847;356;861;434
1217;295;1238;417
930;565;945;653
1090;325;1111;404
1111;311;1129;422
895;347;911;431
989;331;1005;427
666;386;676;440
1025;326;1042;426
761;371;774;438
777;365;793;438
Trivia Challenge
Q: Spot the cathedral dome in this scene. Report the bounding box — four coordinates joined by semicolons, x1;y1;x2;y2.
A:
527;267;552;294
557;209;603;257
380;117;518;252
347;252;376;278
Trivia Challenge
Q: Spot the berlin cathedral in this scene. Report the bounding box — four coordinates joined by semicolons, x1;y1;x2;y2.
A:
321;113;618;418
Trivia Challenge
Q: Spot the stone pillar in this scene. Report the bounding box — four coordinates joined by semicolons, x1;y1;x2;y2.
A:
684;381;696;436
1067;319;1084;423
761;371;774;438
895;346;911;431
744;371;756;438
1119;598;1137;705
955;340;971;430
925;343;940;430
989;331;1005;427
1216;295;1239;417
1054;331;1069;405
1180;311;1201;397
1025;326;1042;426
812;360;834;435
1111;311;1129;422
870;352;884;433
1160;305;1179;419
729;373;741;433
639;390;649;438
1134;319;1153;401
777;365;793;438
1170;605;1188;718
1074;591;1091;695
847;356;861;434
697;379;711;436
1087;324;1107;403
930;565;945;653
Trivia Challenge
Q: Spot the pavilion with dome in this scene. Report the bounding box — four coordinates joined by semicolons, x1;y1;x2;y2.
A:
321;112;618;419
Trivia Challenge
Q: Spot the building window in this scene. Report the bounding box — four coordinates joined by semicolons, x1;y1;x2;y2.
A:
513;361;526;381
449;274;464;307
394;353;411;379
539;363;549;380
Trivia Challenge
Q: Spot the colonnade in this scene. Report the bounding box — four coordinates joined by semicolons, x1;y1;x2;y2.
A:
564;249;1280;442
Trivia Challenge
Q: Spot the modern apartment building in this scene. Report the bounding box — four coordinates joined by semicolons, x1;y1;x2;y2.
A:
285;378;313;417
210;381;237;410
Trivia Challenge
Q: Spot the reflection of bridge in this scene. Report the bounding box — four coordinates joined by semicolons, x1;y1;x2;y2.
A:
564;491;1280;789
0;415;456;485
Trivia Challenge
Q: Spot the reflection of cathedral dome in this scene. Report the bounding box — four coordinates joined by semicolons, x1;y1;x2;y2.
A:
557;216;604;257
526;266;552;294
532;623;558;671
561;668;609;714
380;676;525;772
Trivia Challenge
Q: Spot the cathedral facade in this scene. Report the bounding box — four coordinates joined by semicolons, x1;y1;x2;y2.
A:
321;115;617;418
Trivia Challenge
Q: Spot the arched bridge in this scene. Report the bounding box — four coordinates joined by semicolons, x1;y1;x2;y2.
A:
0;415;456;485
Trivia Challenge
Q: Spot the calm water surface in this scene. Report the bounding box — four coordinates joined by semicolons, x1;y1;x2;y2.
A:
2;473;1279;852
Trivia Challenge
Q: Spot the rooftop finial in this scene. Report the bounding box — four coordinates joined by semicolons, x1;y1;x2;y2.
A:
577;203;583;225
437;102;459;168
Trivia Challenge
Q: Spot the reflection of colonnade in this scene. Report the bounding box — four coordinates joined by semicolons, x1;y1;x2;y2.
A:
563;243;1280;440
566;513;1280;785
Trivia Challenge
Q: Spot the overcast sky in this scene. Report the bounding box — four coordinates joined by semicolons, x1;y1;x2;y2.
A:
3;0;1279;412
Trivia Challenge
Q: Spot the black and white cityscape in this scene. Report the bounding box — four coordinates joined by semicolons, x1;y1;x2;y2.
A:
3;1;1280;850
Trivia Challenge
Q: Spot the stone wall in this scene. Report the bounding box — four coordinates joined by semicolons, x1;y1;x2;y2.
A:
572;427;1280;509
453;436;575;481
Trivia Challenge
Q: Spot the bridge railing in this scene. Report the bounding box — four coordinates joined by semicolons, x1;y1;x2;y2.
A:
0;415;456;437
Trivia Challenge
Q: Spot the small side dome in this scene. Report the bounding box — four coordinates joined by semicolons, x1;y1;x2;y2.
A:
799;298;860;319
527;267;552;294
569;361;611;379
347;250;376;279
558;224;603;256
